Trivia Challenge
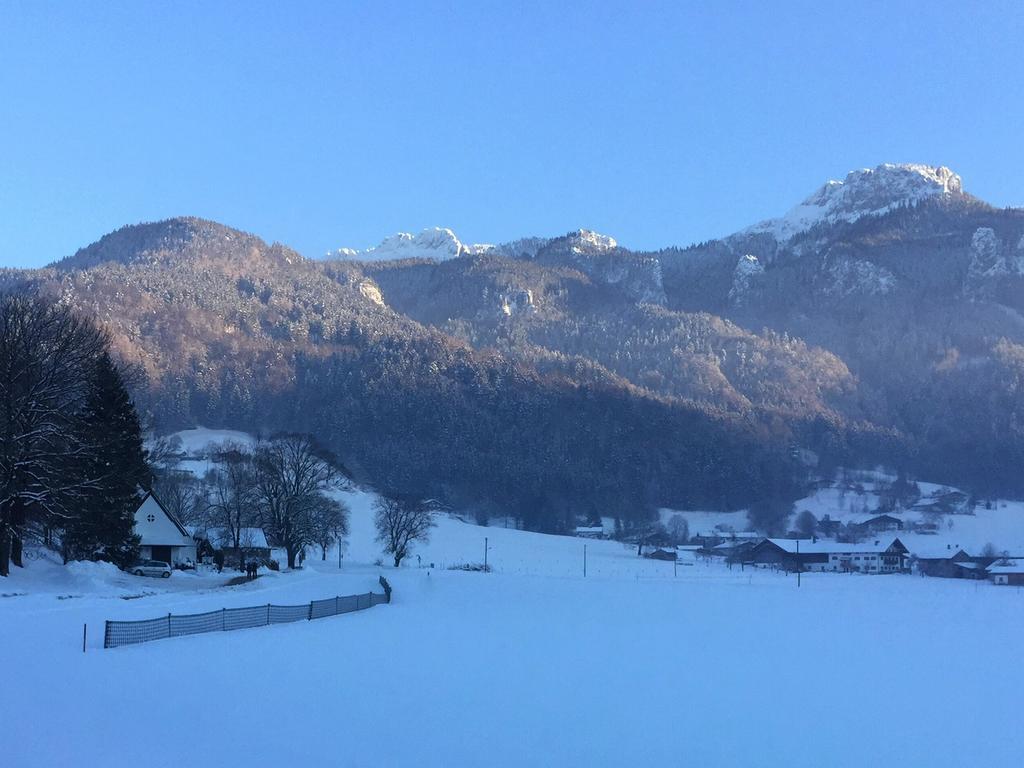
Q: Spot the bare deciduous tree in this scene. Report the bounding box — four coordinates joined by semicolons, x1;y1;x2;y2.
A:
252;435;343;569
152;468;204;527
0;296;107;575
667;513;689;544
311;496;350;560
206;442;257;552
373;496;435;567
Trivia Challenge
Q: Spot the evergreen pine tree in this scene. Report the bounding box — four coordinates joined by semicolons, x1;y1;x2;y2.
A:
64;353;149;567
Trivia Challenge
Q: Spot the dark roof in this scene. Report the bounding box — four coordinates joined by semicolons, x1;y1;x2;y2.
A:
862;514;902;523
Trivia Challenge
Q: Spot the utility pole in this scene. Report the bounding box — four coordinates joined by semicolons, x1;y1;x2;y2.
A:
797;539;801;588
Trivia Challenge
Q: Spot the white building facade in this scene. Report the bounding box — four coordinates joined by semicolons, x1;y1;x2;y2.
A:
133;493;196;566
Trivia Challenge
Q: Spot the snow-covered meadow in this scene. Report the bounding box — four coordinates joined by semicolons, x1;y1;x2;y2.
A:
2;431;1023;766
3;505;1024;765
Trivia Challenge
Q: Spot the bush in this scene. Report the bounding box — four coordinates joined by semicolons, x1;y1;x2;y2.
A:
447;562;492;572
267;559;280;571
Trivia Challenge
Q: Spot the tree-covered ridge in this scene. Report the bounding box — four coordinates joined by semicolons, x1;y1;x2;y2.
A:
2;219;802;532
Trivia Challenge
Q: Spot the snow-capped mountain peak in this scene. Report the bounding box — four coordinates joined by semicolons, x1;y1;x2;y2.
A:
743;163;963;242
328;227;495;262
566;229;618;253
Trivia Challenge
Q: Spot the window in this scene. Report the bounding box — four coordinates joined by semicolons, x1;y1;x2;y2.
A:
146;514;155;523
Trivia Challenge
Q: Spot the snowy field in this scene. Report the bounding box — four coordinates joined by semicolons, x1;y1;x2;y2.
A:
4;502;1024;766
2;431;1023;766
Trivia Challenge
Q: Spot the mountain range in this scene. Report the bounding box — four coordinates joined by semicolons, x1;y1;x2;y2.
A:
3;162;1022;528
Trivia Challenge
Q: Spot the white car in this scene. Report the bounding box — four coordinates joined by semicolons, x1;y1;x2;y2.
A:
128;560;172;578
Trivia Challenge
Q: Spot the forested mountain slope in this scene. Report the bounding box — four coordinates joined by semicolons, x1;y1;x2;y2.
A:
0;219;799;532
3;163;1022;524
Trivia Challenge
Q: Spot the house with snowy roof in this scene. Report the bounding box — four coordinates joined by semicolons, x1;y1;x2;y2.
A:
851;513;903;533
911;546;986;579
987;560;1024;586
133;492;196;566
187;526;272;567
747;538;909;573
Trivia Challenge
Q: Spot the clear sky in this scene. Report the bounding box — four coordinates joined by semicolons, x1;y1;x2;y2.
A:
1;0;1022;267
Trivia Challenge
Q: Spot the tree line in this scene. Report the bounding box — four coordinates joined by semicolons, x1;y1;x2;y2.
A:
155;435;353;569
155;435;440;570
0;295;150;575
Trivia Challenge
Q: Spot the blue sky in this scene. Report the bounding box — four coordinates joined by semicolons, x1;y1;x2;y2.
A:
1;0;1022;267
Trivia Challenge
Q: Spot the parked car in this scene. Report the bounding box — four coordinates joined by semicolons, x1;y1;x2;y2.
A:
128;560;172;578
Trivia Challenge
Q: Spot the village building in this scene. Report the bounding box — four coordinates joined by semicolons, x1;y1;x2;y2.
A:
187;526;273;567
213;527;272;566
643;548;677;561
694;530;761;549
133;492;196;566
852;513;904;533
747;538;909;573
816;515;843;538
988;560;1024;586
709;538;761;562
912;547;979;578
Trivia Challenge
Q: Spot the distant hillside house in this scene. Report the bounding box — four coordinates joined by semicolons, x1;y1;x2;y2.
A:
853;514;903;533
748;538;909;573
133;492;196;566
643;548;677;561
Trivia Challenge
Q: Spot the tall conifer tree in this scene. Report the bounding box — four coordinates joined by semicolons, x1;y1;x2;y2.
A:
64;352;149;567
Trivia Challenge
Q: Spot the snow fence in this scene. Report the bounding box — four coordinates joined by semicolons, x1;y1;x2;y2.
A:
103;576;392;649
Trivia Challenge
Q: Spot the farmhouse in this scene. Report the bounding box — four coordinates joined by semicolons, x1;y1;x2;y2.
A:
748;538;909;573
913;547;981;579
988;560;1024;586
133;492;196;566
710;539;760;562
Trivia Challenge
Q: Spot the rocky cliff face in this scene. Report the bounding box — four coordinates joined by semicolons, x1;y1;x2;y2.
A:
728;254;765;305
535;230;667;305
329;227;495;262
966;227;1024;298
